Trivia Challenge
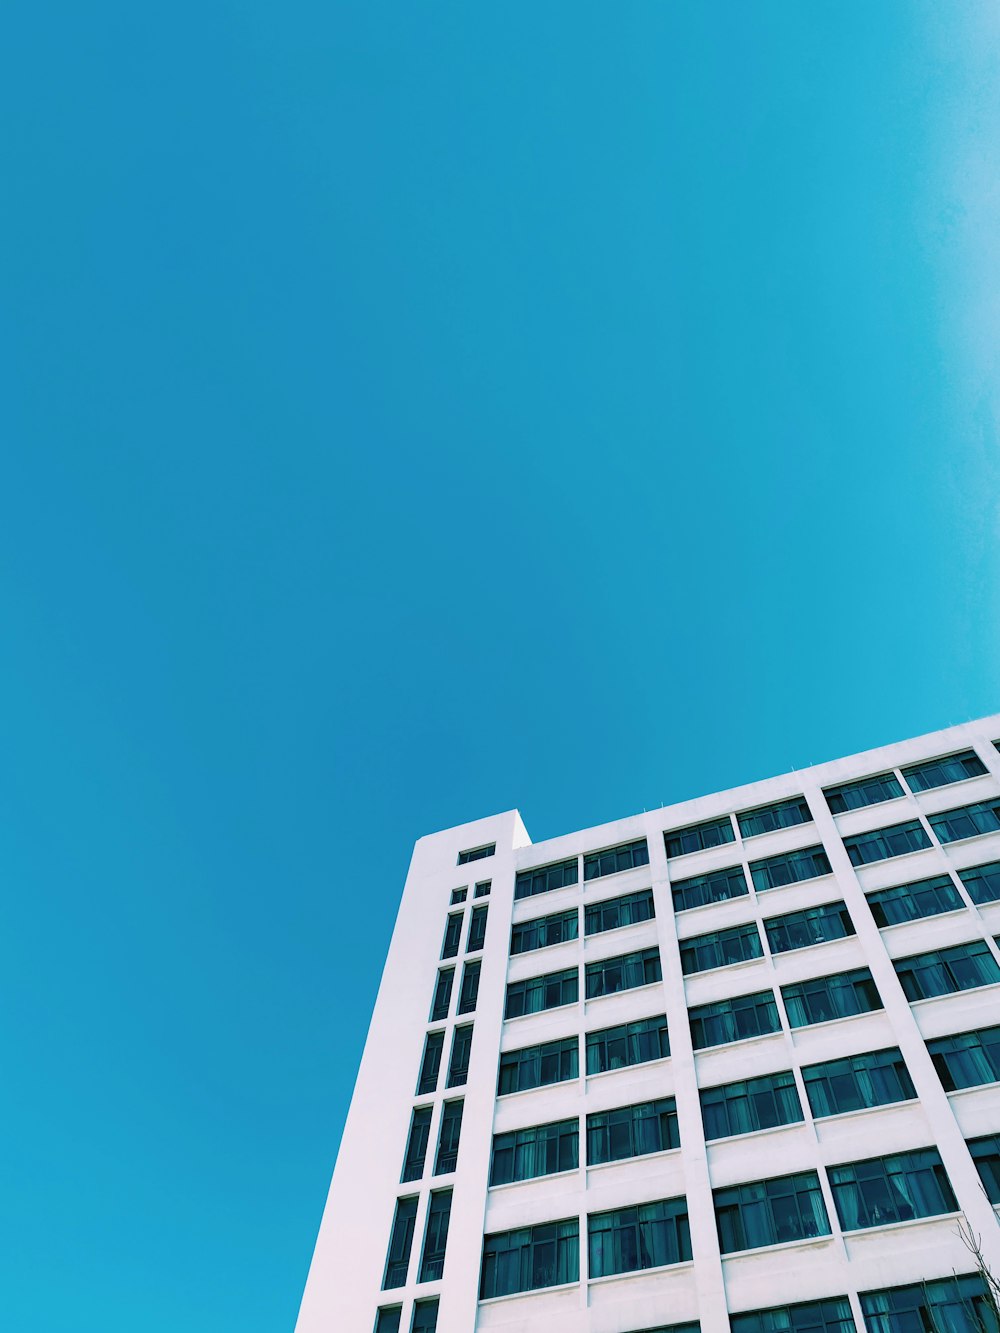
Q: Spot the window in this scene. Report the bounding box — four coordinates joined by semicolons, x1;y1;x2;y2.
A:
801;1047;915;1118
689;990;780;1050
671;864;749;912
510;909;579;955
586;1015;669;1074
441;913;463;960
860;1276;999;1333
585;888;655;935
765;902;855;953
505;967;578;1019
828;1148;957;1231
750;845;832;891
893;940;1000;1001
401;1106;432;1182
458;843;494;864
680;922;763;974
490;1118;579;1186
458;960;480;1014
959;860;1000;905
515;857;579;901
737;797;814;839
843;821;932;866
474;880;491;897
498;1037;578;1094
434;1100;463;1175
467;905;488;952
382;1196;417;1288
700;1071;803;1140
586;1097;679;1164
584;838;650;880
968;1135;1000;1204
480;1219;579;1299
446;1024;473;1087
585;947;661;998
866;874;963;927
664;816;735;858
410;1300;438;1333
781;968;883;1027
715;1172;831;1252
902;749;988;792
588;1196;691;1277
417;1031;444;1096
418;1189;452;1282
429;969;454;1022
927;1026;1000;1091
928;799;1000;844
375;1308;401;1333
824;772;904;814
730;1298;857;1333
450;887;467;905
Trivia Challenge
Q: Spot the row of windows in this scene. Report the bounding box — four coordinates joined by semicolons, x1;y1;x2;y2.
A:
496;1003;1000;1121
480;1196;690;1298
504;946;664;1018
661;751;993;863
517;820;1000;930
509;862;999;982
493;1022;1000;1167
514;840;651;900
671;853;1000;921
376;1276;1000;1332
510;889;654;955
496;1014;669;1093
490;1038;996;1182
479;1142;994;1299
489;1096;678;1185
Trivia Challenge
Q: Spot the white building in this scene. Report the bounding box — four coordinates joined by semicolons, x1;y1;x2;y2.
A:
296;716;1000;1333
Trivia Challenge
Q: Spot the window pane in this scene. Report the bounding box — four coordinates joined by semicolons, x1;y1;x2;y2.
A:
664;817;735;857
927;1026;1000;1091
866;875;963;927
515;858;579;901
382;1196;418;1288
843;821;931;867
802;1048;915;1118
510;909;578;954
751;846;832;892
765;902;855;953
671;864;749;911
902;750;988;792
824;773;903;813
480;1220;580;1298
418;1190;452;1282
700;1071;803;1139
584;839;650;880
959;861;1000;906
781;969;883;1028
585;889;655;935
737;798;813;839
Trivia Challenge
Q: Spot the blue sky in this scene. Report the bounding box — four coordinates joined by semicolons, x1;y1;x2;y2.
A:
2;3;999;1329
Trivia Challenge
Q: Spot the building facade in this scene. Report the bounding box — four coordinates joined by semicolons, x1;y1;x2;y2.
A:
296;716;1000;1333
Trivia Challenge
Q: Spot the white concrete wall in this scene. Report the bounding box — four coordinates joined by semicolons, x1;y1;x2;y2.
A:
297;714;1000;1333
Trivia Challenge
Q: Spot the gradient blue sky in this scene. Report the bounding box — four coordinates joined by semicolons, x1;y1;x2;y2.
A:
3;3;999;1329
